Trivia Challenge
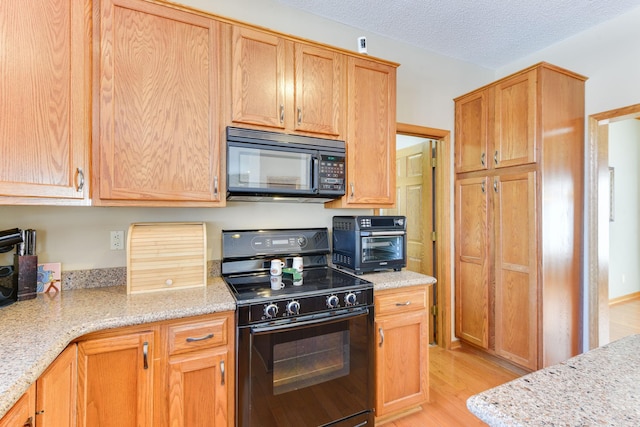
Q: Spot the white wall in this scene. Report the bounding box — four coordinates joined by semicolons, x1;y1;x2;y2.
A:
1;0;491;272
608;119;640;299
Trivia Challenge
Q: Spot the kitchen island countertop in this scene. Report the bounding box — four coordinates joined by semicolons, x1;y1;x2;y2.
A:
467;333;640;426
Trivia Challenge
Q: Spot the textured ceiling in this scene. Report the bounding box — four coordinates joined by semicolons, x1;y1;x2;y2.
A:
276;0;640;68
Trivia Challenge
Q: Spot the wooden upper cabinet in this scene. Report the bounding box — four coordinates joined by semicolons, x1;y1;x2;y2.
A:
455;90;489;173
229;26;344;137
326;57;397;208
493;70;537;168
293;44;343;136
230;26;286;129
0;0;90;204
95;0;222;206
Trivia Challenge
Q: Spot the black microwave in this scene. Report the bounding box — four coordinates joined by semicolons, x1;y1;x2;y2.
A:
226;127;346;202
332;216;407;274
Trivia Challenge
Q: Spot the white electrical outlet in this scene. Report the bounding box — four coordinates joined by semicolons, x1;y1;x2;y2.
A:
110;230;124;250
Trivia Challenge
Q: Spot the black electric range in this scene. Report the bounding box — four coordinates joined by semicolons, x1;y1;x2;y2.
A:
221;228;373;326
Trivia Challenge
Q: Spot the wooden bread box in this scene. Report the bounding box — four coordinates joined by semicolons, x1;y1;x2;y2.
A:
127;222;207;294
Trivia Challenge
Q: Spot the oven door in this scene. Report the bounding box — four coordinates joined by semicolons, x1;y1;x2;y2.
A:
237;309;374;427
360;231;405;265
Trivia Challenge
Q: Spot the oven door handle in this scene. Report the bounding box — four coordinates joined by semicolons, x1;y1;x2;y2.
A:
361;230;405;236
250;308;370;335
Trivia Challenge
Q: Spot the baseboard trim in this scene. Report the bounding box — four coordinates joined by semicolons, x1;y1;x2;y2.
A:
609;291;640;306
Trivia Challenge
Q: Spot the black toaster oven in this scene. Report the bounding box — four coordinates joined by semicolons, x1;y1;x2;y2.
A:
332;216;407;274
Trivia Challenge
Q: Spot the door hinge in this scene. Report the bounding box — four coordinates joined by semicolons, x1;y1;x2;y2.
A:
431;305;438;316
430;231;437;241
431;157;437;168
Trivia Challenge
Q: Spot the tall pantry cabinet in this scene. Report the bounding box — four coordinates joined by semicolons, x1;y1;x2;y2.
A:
454;62;586;371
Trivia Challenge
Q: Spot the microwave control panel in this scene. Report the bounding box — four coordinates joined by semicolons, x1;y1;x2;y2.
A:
318;154;345;192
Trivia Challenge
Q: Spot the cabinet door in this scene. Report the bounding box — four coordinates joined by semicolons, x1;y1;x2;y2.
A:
0;0;90;203
342;57;397;207
455;176;490;348
0;384;35;427
230;26;286;129
167;350;228;427
493;171;538;370
97;0;221;204
493;70;537;168
455;90;489;173
293;44;343;136
77;331;154;427
36;344;77;427
375;310;429;418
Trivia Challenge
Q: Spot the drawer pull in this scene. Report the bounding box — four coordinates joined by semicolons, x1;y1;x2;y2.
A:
186;333;214;343
143;341;149;370
23;416;33;427
379;327;384;347
220;360;225;386
395;301;411;306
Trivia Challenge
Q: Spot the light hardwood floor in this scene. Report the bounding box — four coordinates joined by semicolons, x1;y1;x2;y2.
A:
609;296;640;342
383;346;520;426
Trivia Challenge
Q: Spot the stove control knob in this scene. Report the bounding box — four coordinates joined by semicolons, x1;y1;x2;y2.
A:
264;303;279;319
344;292;357;306
286;300;300;316
326;295;340;309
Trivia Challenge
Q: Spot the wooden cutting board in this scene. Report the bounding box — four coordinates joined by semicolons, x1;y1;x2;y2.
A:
127;222;207;294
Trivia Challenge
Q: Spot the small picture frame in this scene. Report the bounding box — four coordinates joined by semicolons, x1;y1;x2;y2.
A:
37;262;62;293
609;167;615;222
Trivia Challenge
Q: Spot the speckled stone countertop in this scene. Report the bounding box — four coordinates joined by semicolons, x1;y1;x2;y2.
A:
467;334;640;426
0;278;235;419
348;269;437;289
0;268;435;419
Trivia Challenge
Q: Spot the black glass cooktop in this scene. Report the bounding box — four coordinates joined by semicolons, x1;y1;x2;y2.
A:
225;267;372;304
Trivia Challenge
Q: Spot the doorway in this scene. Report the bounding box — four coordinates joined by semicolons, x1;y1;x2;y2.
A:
383;123;452;349
588;103;640;349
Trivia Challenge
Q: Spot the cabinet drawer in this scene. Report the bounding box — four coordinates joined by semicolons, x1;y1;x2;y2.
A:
168;318;228;355
375;286;428;316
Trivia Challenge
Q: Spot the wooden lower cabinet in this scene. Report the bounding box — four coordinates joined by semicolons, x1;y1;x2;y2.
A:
0;384;35;427
374;285;429;421
36;344;78;427
77;329;155;427
163;313;234;427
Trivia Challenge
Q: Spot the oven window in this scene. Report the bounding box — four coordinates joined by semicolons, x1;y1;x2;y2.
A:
361;235;404;262
272;330;349;395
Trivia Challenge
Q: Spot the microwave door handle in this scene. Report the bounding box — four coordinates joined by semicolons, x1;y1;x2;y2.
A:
312;156;319;193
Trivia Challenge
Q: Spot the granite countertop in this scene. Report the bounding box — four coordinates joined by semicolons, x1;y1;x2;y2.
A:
467;334;640;426
0;269;435;419
0;278;235;419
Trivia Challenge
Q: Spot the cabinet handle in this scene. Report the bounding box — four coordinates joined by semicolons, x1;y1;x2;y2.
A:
493;178;498;193
143;341;149;370
23;416;33;427
350;182;355;198
481;181;486;193
481;152;486;167
186;333;214;342
213;176;218;197
279;104;284;123
494;150;499;165
378;327;384;347
297;107;302;125
395;301;411;306
220;360;225;386
76;167;85;192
